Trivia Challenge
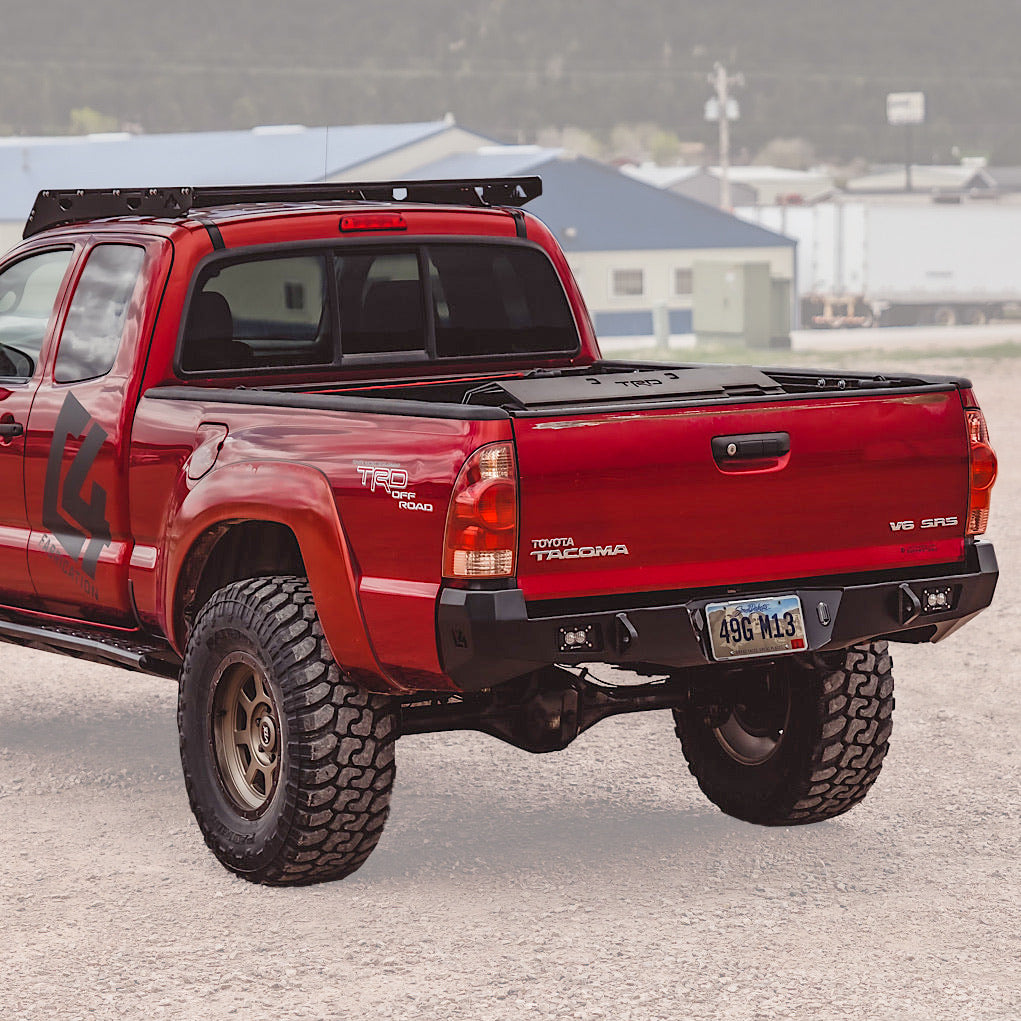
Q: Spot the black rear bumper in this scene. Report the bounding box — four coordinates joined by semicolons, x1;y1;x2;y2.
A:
437;541;998;692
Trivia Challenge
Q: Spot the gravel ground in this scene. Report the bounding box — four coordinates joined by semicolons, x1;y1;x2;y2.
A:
1;354;1019;1021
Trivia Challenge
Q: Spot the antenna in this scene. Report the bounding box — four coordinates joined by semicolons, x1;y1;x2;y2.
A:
324;125;329;182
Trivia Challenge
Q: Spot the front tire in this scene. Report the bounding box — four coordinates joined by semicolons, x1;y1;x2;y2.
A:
674;641;894;826
178;576;396;885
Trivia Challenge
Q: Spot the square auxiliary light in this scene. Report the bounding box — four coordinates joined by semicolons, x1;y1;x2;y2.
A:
920;586;955;614
558;624;601;654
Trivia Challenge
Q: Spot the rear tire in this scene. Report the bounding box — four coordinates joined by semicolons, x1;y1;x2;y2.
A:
674;641;894;825
178;576;396;885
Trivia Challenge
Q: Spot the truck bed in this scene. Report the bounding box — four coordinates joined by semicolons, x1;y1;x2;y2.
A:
150;360;974;602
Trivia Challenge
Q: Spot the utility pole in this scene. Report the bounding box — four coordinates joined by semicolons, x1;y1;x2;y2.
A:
886;92;925;193
905;124;913;192
706;63;743;210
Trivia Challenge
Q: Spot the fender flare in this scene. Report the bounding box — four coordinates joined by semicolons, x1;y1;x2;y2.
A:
163;460;407;693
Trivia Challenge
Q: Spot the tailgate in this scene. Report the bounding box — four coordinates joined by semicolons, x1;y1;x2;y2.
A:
512;390;969;602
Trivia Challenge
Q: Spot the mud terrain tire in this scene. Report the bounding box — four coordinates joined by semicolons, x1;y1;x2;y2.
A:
675;641;894;826
178;576;396;885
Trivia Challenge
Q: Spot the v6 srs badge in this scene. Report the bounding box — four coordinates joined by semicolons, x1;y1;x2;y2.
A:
889;515;959;532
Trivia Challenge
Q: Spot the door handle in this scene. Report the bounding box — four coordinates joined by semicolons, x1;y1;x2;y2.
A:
712;431;790;463
0;420;23;439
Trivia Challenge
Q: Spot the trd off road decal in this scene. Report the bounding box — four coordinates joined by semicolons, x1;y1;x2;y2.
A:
42;392;112;588
355;462;433;512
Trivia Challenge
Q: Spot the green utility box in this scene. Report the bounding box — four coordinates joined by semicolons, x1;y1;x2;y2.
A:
770;277;792;346
693;261;792;349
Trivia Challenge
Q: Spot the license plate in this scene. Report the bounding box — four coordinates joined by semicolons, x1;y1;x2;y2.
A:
705;594;807;661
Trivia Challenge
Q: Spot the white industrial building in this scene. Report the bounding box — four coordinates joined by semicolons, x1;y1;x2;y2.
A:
622;163;835;206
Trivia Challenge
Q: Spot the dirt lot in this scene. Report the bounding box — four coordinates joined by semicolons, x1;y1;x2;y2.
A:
2;350;1019;1021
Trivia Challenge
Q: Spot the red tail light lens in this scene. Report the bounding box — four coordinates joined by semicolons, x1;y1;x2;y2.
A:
443;442;518;578
965;408;997;535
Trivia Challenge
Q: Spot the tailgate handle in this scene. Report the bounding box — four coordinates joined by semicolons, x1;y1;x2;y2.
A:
712;431;790;463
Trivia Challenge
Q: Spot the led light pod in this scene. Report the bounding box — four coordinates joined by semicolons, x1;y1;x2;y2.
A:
443;442;518;578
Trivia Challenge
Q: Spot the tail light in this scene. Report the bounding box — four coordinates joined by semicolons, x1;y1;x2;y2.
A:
965;408;997;536
443;442;518;578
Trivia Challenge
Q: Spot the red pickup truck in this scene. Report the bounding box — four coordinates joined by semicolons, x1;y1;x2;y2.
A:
0;180;998;885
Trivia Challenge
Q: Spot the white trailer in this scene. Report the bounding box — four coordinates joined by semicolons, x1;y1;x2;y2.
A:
737;201;1021;327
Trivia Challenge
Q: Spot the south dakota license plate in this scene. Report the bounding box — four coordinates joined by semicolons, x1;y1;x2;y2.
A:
705;594;807;661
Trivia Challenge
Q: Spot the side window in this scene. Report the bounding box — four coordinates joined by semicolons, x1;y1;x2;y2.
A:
0;249;74;380
182;254;331;372
336;251;426;355
55;245;145;383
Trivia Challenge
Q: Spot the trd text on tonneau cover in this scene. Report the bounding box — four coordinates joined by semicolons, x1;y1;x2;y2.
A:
0;179;998;884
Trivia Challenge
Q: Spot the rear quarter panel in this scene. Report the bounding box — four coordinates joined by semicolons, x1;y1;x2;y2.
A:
129;394;509;690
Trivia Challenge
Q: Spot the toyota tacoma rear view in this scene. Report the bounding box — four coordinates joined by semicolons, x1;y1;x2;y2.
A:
0;178;999;884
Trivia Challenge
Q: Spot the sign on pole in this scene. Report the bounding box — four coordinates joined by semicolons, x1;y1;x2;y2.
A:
886;92;925;126
704;97;739;123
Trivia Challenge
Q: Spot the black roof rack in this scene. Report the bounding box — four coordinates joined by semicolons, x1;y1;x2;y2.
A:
23;176;543;239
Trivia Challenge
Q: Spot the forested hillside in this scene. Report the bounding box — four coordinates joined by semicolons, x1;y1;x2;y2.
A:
3;0;1020;162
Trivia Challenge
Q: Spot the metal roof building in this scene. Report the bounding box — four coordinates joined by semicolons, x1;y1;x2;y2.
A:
409;147;796;337
843;163;998;200
0;119;491;251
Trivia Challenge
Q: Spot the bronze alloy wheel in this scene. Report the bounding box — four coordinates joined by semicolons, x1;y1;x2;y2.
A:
712;667;792;767
180;576;396;884
211;651;281;814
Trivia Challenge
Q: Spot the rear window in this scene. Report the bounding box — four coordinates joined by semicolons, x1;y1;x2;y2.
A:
336;250;426;355
427;245;578;358
179;240;578;373
182;254;331;372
